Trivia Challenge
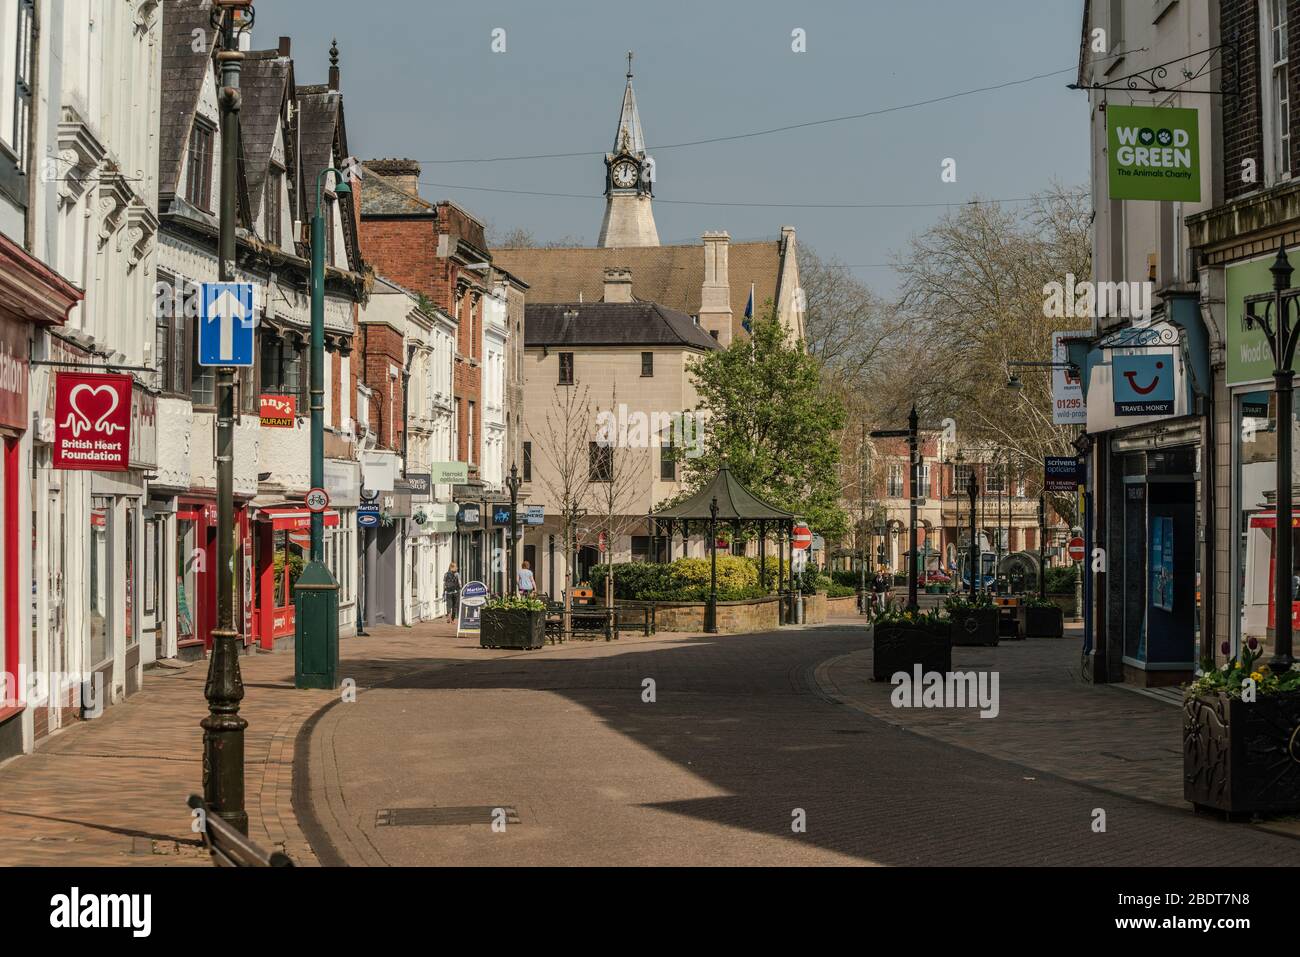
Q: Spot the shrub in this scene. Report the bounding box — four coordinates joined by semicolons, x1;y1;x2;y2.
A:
825;581;856;598
674;555;758;594
1045;564;1078;594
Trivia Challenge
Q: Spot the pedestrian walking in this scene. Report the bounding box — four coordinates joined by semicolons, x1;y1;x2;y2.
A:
443;562;461;622
517;560;536;597
872;564;892;613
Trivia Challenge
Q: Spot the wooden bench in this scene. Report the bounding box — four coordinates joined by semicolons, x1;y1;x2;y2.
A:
187;794;294;867
570;607;614;640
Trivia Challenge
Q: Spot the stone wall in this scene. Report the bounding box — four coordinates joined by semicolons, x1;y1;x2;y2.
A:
826;595;859;618
617;595;781;634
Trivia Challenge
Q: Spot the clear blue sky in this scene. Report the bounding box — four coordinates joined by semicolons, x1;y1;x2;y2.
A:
253;0;1088;294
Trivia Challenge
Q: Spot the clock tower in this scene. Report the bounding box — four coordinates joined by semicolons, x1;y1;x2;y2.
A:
598;53;660;248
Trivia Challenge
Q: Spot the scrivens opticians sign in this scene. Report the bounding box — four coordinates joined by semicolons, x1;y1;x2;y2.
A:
1106;105;1200;202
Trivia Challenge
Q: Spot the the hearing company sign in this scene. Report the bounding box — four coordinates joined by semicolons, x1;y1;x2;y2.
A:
1107;105;1200;202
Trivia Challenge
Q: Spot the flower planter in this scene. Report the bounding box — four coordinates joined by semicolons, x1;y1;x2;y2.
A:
948;607;999;647
480;608;546;650
872;623;952;682
1022;605;1064;638
1183;690;1300;817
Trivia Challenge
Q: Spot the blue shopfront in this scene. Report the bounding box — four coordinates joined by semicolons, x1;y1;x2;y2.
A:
1075;290;1211;687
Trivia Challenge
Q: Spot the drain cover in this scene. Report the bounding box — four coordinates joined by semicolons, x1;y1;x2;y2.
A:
376;806;520;827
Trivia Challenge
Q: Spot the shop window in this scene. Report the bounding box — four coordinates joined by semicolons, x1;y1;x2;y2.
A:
124;503;137;648
1237;391;1295;656
177;518;198;644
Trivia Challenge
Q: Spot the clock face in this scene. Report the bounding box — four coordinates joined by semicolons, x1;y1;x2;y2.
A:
612;161;638;188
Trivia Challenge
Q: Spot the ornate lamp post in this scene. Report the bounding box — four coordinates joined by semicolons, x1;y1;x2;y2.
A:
1244;244;1300;673
966;468;979;595
293;158;351;691
203;0;255;835
506;463;521;596
705;496;719;633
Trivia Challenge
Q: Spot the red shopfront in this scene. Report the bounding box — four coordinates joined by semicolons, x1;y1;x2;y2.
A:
176;496;254;654
253;507;340;650
0;235;80;754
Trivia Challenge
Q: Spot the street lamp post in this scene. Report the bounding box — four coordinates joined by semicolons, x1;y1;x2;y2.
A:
1038;491;1047;601
507;463;521;596
202;0;252;835
705;496;719;633
967;468;978;596
1244;244;1300;673
293;162;350;690
870;405;920;611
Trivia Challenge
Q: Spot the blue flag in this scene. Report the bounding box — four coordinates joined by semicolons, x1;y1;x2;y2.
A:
742;284;754;333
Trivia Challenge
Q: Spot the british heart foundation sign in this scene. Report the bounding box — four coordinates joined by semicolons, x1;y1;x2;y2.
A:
53;372;133;471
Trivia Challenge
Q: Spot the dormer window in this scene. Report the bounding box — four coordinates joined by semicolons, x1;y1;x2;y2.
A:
185;119;214;211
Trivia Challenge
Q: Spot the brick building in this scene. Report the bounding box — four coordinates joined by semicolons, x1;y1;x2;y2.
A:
360;161;508;584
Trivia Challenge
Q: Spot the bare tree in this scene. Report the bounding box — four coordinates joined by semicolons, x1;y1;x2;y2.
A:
589;384;651;612
529;383;592;632
885;183;1092;521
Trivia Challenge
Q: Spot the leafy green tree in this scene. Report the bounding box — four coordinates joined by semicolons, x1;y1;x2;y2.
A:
676;307;848;539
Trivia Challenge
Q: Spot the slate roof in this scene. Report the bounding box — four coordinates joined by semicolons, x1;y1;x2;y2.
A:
654;463;794;521
239;50;294;224
359;164;435;215
524;301;720;351
296;84;362;271
159;0;219;200
494;241;784;339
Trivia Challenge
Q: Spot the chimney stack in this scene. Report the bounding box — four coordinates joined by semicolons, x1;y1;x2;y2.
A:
602;267;634;303
364;159;422;197
698;231;733;345
278;36;291;57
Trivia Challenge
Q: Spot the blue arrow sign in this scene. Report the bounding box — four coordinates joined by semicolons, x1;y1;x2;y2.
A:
198;282;256;367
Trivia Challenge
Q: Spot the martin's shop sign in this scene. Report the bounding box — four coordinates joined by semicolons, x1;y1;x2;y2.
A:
1107;105;1200;202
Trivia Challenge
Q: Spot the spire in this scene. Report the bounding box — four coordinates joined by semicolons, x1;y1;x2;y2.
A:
612;52;646;155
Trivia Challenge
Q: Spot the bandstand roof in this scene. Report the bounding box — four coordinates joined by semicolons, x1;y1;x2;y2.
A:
654;463;795;522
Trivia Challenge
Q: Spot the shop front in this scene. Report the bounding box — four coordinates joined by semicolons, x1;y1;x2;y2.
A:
253;506;341;650
175;496;253;658
1084;310;1206;687
1226;256;1300;661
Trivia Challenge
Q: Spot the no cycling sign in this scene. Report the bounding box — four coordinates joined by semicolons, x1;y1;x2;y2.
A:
1107;105;1200;202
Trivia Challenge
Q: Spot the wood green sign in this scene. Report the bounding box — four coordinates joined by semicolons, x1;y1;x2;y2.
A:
1106;105;1200;202
1226;256;1286;386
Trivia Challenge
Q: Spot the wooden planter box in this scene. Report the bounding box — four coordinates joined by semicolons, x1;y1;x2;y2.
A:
1184;691;1300;817
1022;605;1064;638
949;607;999;647
872;623;952;682
480;608;545;650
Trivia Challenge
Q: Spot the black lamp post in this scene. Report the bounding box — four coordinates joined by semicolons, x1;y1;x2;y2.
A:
870;405;920;611
1244;243;1300;673
967;468;979;595
706;496;719;633
506;462;521;596
1038;491;1047;601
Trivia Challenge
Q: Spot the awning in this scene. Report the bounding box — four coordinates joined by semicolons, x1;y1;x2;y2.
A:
256;507;340;531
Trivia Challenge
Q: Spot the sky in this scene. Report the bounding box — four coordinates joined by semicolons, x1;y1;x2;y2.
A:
252;0;1089;296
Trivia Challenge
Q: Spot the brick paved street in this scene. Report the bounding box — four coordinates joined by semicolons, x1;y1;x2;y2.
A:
4;614;1297;867
300;619;1300;866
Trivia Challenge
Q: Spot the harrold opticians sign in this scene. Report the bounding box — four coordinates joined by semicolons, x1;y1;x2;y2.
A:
1106;105;1200;202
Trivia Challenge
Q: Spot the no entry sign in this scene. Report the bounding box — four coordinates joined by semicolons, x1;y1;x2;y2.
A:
1068;537;1085;562
792;524;813;551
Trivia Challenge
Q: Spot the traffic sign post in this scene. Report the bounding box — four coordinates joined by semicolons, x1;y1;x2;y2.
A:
305;487;330;513
792;523;813;551
198;282;256;367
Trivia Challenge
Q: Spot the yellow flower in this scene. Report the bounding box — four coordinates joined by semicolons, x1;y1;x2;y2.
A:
1250;672;1264;682
1234;661;1242;670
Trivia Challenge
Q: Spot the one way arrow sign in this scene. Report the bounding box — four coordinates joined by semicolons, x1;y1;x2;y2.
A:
199;282;256;367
